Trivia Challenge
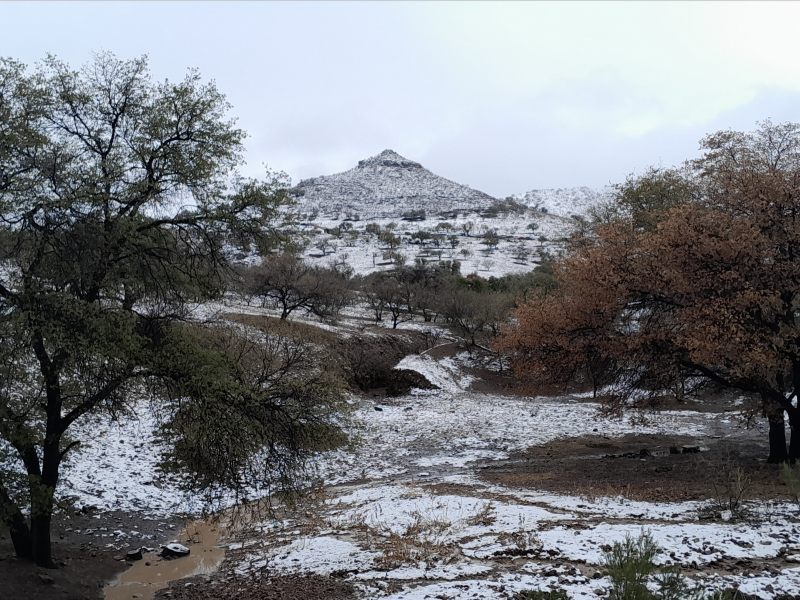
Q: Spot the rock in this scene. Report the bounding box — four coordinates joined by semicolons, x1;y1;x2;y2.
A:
386;368;437;396
639;449;652;457
126;548;143;561
682;445;700;454
113;555;124;561
786;554;800;562
418;472;430;477
161;543;190;558
373;406;383;411
669;446;680;454
38;574;55;585
721;510;732;521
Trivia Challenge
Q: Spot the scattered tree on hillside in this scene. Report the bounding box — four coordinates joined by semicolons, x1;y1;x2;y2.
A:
498;120;800;463
512;243;531;263
480;229;500;251
0;54;346;567
442;287;514;350
362;272;410;328
364;222;382;236
240;255;353;321
379;231;401;249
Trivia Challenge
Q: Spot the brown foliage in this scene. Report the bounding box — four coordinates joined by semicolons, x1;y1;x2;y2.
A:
498;120;800;462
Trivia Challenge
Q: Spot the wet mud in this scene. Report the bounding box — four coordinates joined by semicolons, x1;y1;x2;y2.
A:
104;521;224;600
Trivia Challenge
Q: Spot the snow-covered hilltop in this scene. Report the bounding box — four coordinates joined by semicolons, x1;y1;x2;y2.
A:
291;149;612;222
512;186;612;219
290;149;497;219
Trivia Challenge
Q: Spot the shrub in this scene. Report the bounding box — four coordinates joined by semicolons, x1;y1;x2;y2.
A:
781;462;800;504
604;532;659;600
603;532;728;600
514;588;569;600
336;332;426;392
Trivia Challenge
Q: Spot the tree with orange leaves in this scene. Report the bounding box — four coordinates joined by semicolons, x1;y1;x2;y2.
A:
498;121;800;463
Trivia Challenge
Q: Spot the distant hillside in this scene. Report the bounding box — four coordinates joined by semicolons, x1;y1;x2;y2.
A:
511;186;611;219
290;149;496;219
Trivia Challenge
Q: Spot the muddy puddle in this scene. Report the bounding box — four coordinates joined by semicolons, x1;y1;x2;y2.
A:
104;520;225;600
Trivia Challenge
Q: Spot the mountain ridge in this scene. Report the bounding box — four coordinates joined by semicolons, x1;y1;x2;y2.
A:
291;149;607;219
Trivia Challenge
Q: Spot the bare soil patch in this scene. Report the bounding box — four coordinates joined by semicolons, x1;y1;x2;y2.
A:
478;433;791;503
0;510;181;600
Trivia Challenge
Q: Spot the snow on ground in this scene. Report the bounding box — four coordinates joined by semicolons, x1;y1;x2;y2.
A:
247;474;800;599
394;354;474;393
30;297;799;599
317;389;717;485
226;343;800;600
512;187;612;219
58;405;192;516
297;211;576;277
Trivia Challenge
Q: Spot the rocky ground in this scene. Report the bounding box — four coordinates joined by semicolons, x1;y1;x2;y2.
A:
0;510;182;600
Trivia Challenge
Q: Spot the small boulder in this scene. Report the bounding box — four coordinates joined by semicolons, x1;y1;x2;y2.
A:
126;548;143;561
38;574;55;585
161;543;190;559
682;445;700;454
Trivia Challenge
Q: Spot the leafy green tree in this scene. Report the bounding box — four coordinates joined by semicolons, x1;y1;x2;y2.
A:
379;231;401;249
0;53;344;567
480;228;500;251
597;165;702;231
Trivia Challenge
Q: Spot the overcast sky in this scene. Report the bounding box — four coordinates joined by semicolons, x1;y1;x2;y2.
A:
3;1;800;197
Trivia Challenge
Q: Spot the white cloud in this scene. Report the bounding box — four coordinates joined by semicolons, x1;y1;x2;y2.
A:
418;2;800;136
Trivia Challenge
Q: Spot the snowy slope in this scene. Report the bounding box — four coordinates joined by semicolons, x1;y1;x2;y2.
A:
298;211;575;277
291;150;496;219
512;186;611;219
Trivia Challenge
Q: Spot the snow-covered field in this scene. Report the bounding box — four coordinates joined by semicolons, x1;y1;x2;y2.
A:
223;350;798;599
295;211;577;277
49;301;800;599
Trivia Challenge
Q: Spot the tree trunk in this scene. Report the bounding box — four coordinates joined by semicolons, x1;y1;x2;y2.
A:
767;408;789;464
0;486;33;560
28;430;61;568
30;511;53;568
788;406;800;463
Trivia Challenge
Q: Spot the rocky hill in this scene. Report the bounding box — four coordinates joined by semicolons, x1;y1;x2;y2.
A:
290;149;497;219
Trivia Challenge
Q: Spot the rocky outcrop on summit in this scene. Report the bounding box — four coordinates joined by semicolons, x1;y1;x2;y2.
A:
291;150;496;218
